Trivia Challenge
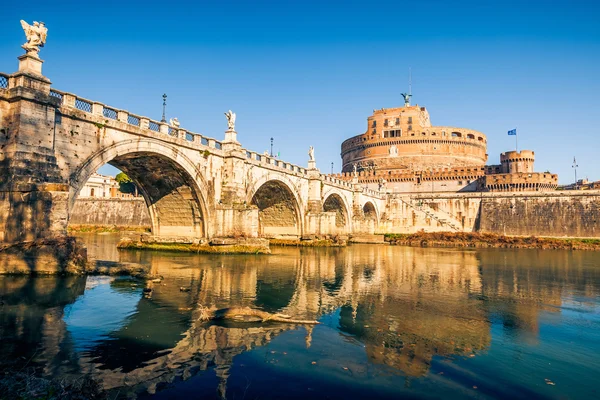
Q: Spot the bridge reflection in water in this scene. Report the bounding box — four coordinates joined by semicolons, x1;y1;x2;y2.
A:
0;236;599;399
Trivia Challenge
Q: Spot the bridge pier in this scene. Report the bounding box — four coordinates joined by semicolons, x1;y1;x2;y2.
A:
0;57;70;242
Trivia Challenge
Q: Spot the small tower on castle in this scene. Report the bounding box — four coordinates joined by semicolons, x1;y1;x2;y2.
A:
500;150;535;174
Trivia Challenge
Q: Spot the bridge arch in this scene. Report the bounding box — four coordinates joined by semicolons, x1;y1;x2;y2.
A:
247;175;304;238
362;201;379;223
322;191;351;231
70;139;211;238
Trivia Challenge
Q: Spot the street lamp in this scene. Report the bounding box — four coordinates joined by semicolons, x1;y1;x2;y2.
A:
270;137;274;157
331;162;334;175
161;93;167;122
572;157;578;190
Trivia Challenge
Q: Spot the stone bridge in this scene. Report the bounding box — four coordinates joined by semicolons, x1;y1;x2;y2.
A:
0;55;384;243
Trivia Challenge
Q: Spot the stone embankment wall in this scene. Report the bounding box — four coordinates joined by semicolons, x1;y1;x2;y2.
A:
478;192;600;237
381;191;600;238
70;198;151;227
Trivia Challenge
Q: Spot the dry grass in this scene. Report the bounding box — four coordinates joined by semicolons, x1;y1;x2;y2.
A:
384;231;600;250
0;367;106;400
270;237;347;247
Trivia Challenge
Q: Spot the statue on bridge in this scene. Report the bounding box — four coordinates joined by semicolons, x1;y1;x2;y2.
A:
20;20;47;56
169;117;180;128
224;110;236;131
308;146;315;162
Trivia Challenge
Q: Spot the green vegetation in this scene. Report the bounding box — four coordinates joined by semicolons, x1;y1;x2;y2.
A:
383;231;600;250
115;171;137;194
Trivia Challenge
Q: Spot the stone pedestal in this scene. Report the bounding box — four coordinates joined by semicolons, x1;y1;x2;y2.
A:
223;129;238;144
308;160;316;170
18;53;44;76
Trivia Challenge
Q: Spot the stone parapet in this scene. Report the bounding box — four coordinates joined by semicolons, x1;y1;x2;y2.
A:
483;172;557;192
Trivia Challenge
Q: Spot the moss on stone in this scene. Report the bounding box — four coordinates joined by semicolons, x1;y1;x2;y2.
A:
117;240;270;254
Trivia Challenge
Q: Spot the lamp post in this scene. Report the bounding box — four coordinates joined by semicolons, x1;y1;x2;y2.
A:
270;137;273;157
161;93;167;122
572;157;578;190
331;162;334;175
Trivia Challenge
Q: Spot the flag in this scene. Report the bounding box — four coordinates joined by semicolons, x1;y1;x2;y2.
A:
508;129;517;136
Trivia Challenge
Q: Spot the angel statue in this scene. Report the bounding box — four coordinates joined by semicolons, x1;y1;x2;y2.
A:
401;92;412;107
169;117;180;128
353;163;358;177
308;146;315;162
224;110;236;130
20;20;47;55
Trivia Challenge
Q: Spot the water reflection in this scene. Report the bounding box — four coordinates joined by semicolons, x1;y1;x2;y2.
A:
0;234;599;399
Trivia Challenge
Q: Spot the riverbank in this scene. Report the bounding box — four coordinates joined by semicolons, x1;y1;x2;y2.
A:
270;236;347;247
384;232;600;250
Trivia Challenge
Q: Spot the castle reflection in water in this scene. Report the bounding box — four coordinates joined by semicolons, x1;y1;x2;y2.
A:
0;237;598;398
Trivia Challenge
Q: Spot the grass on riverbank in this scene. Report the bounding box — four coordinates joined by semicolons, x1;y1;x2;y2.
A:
68;224;151;233
384;232;600;250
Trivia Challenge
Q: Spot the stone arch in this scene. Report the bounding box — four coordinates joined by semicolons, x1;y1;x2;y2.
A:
362;201;379;222
323;192;350;229
70;139;211;238
247;176;304;238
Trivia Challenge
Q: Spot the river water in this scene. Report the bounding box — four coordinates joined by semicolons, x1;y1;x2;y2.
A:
1;233;599;399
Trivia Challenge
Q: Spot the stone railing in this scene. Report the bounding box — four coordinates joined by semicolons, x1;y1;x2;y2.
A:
362;187;383;197
244;151;307;175
49;88;224;151
321;174;353;189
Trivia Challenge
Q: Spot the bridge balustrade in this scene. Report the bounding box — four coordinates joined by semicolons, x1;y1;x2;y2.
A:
38;87;322;179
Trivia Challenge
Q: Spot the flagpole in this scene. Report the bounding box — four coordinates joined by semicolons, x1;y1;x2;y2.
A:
516;128;518;152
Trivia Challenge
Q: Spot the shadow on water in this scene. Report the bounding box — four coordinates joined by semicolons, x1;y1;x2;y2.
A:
0;233;599;399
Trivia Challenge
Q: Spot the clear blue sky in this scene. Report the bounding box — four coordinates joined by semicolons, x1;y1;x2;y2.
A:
2;0;599;183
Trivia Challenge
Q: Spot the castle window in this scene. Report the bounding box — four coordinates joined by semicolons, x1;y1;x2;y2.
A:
408;125;412;131
372;128;376;134
90;188;95;197
383;131;390;138
395;118;400;125
467;134;475;139
408;117;413;124
384;119;388;127
372;120;376;128
451;132;462;138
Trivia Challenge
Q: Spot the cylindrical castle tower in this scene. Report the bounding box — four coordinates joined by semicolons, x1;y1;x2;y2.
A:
500;150;535;174
341;104;488;174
